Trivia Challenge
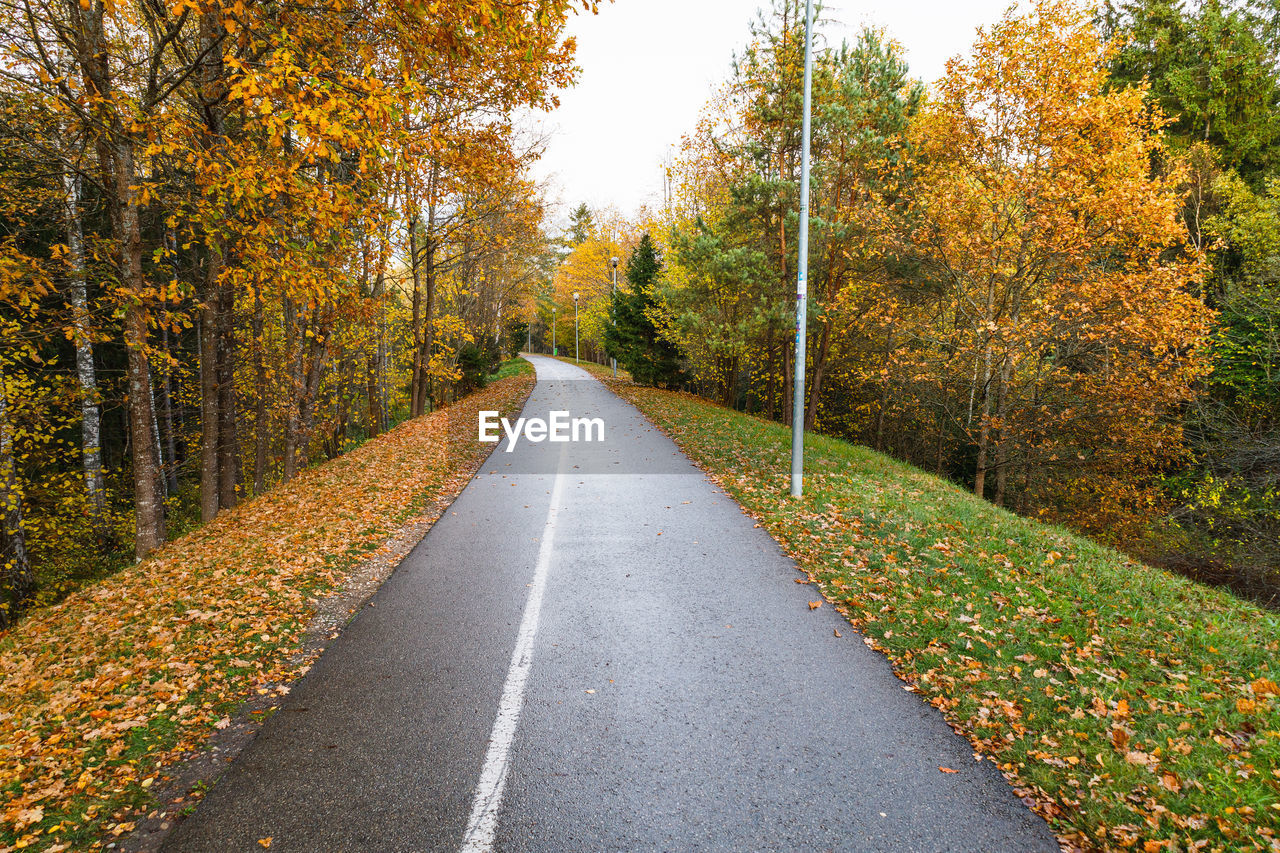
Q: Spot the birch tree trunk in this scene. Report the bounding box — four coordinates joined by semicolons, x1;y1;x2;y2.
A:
64;169;107;536
70;0;166;556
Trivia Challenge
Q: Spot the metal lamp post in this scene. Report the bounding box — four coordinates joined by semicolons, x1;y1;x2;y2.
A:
552;307;557;356
791;0;815;499
610;257;619;377
573;291;580;364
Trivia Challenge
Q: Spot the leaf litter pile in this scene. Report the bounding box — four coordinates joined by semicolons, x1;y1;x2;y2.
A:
0;369;534;852
610;382;1280;853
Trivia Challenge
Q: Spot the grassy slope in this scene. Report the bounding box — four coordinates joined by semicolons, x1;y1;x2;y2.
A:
0;362;534;853
609;382;1279;852
545;353;632;382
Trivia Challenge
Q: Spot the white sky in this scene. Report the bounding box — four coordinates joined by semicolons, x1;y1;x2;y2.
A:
528;0;1022;218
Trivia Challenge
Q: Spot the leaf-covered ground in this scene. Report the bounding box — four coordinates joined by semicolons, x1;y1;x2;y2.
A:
0;365;534;853
608;382;1280;853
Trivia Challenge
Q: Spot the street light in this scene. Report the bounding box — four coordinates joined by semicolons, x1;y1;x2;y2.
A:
791;0;815;499
573;291;580;364
610;257;619;377
552;306;557;356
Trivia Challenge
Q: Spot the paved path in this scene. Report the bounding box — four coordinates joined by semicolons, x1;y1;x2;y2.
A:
164;356;1057;852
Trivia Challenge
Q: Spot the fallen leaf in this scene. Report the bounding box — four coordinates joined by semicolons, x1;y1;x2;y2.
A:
808;601;822;610
939;766;958;774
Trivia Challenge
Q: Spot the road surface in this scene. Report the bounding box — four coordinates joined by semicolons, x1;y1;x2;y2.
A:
163;355;1057;852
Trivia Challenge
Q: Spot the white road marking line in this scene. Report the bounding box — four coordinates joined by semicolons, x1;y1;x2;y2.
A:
459;467;566;853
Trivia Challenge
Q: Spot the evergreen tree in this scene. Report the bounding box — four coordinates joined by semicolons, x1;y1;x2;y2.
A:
605;234;685;388
1108;0;1280;182
567;202;594;246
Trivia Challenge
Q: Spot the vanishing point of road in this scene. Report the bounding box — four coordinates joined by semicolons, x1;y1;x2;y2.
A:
163;355;1058;852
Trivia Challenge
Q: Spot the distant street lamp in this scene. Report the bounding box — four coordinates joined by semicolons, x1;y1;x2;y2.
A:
573;291;580;364
552;306;557;356
610;257;619;377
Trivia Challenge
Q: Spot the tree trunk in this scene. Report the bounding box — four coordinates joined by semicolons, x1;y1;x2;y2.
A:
282;295;303;481
782;341;792;427
148;370;166;498
199;264;221;521
292;331;330;475
418;163;440;413
159;312;179;496
409;218;423;418
64;169;107;536
994;359;1010;508
71;0;164;556
935;412;946;476
720;355;737;408
973;341;993;501
804;319;831;431
367;270;386;437
873;324;897;452
216;278;238;510
419;237;437;412
253;283;269;494
766;333;778;421
161;231;181;495
117;147;166;557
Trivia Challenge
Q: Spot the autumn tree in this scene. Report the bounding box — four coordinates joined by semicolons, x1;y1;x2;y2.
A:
883;0;1212;531
663;15;921;421
549;208;635;363
0;0;591;618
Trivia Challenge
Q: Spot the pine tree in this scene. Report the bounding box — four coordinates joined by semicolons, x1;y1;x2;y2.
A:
1108;0;1280;182
605;234;685;388
568;202;594;246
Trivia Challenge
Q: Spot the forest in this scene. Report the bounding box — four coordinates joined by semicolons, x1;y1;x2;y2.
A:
550;0;1280;607
2;0;1278;629
0;0;585;626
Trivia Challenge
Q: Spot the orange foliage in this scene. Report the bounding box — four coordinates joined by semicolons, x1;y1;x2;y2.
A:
879;0;1213;531
0;373;532;850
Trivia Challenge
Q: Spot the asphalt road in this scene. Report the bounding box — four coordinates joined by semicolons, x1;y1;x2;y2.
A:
163;356;1058;853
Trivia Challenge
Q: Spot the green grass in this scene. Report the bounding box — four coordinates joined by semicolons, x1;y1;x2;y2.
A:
544;353;632;382
492;356;536;383
609;383;1280;853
